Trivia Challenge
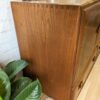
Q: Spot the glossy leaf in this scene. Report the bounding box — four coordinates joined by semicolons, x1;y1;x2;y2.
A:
0;69;11;100
4;60;28;80
14;79;42;100
0;96;3;100
11;77;32;100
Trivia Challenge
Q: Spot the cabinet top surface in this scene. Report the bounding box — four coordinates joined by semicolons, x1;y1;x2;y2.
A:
12;0;99;6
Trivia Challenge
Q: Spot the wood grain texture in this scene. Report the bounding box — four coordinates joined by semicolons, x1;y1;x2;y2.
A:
11;3;81;100
73;1;100;88
77;55;100;100
41;55;100;100
11;1;100;100
72;2;100;100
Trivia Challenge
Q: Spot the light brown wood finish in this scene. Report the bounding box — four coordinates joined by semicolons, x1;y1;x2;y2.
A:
72;2;100;100
11;1;100;100
41;55;100;100
77;55;100;100
11;3;81;100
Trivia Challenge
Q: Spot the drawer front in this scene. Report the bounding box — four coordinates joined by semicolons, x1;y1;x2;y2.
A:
74;2;100;85
72;2;100;100
73;46;99;100
84;2;100;50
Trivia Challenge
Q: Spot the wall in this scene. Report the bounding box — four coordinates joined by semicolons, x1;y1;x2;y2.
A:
0;0;20;66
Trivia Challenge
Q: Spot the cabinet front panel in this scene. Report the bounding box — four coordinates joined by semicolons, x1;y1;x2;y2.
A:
96;28;100;47
72;2;100;100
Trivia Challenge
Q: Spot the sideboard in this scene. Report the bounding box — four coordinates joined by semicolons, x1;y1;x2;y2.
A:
11;0;100;100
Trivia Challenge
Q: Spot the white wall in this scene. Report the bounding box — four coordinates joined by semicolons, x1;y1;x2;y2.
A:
0;0;20;66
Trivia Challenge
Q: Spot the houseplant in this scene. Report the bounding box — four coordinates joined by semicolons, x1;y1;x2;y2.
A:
0;60;42;100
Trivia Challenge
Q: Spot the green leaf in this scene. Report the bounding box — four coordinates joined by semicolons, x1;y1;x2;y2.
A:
0;69;11;100
4;60;28;80
11;77;32;100
0;96;3;100
14;79;42;100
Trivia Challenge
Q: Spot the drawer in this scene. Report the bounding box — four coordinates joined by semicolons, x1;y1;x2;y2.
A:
84;2;100;48
73;46;99;100
74;2;100;89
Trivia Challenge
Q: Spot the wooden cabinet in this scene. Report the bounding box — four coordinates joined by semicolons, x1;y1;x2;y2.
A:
11;1;100;100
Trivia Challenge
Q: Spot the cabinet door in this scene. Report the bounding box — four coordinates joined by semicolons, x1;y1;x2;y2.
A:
72;2;100;100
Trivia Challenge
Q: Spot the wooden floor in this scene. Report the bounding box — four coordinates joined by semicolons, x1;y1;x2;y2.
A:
41;55;100;100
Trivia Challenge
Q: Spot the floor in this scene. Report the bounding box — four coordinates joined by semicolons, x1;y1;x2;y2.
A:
41;55;100;100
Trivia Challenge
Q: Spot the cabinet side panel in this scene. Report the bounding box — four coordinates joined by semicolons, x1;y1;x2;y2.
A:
11;3;80;100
